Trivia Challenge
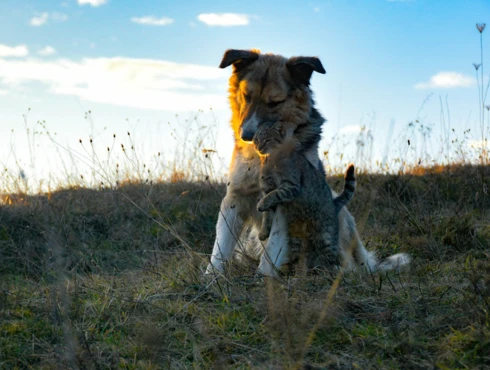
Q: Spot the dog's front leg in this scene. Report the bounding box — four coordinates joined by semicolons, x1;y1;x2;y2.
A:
258;207;288;277
205;196;244;275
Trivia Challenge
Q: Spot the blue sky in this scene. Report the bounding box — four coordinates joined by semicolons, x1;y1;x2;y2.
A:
0;0;488;188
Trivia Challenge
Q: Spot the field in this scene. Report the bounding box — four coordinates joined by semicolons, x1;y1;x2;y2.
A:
1;161;489;369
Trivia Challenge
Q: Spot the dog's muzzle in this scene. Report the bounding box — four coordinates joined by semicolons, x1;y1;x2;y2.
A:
240;127;255;142
240;112;260;142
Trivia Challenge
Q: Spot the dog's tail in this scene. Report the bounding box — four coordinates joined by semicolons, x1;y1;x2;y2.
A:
352;242;411;273
376;253;412;272
334;164;356;213
339;207;411;273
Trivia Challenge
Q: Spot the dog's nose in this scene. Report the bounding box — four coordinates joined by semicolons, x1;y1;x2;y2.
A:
241;128;255;142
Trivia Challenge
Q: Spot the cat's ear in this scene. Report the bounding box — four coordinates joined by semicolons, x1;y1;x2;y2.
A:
278;122;295;138
275;122;285;135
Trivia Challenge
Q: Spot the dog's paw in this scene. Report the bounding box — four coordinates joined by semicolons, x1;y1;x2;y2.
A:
204;262;223;276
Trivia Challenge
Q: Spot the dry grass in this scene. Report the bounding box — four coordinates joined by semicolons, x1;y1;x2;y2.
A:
1;163;489;369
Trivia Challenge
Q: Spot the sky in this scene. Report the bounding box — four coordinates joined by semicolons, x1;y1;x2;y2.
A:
0;0;489;190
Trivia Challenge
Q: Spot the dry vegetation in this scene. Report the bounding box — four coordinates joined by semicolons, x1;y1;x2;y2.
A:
0;162;489;369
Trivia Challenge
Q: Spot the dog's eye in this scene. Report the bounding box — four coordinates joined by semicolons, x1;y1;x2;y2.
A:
267;100;285;108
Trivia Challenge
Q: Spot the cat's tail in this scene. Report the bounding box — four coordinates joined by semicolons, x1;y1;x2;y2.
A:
334;164;356;213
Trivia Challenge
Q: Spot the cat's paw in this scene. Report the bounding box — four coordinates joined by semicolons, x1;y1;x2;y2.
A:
257;198;268;212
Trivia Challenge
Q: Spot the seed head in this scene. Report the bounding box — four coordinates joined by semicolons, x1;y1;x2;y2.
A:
476;23;486;33
473;63;481;71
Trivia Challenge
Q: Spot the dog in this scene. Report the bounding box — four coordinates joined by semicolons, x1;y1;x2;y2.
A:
205;49;410;276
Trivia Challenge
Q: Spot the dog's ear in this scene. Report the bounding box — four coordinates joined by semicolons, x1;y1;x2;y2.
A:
219;49;259;73
287;56;326;86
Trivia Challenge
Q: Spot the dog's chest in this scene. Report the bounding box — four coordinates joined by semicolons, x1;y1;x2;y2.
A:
227;152;261;198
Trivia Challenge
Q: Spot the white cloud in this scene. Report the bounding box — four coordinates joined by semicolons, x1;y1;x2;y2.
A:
415;72;475;89
0;89;8;96
30;13;49;26
0;44;29;58
198;13;250;27
38;46;57;56
0;57;228;111
78;0;108;6
339;125;363;134
131;16;174;26
29;12;68;27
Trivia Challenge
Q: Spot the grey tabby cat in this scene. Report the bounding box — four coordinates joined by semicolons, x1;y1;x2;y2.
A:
253;121;356;271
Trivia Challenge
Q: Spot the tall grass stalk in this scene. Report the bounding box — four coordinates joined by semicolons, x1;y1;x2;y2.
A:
476;23;488;164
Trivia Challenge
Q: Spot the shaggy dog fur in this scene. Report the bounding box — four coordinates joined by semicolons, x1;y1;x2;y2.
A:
206;49;410;276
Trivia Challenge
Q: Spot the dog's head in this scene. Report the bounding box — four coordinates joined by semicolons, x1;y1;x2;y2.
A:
219;49;326;143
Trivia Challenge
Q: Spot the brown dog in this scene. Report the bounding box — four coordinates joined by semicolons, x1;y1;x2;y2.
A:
206;49;410;276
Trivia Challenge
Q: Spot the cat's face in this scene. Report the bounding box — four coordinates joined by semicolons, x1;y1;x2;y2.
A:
253;122;284;155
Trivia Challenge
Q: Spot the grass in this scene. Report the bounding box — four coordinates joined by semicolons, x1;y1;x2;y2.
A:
1;163;489;369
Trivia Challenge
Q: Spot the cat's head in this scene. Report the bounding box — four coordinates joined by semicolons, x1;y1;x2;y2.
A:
253;122;285;155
